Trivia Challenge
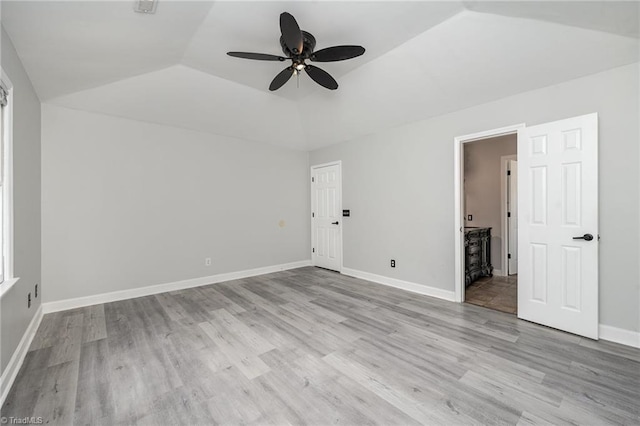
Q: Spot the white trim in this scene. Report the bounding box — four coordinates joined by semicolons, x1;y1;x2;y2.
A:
310;160;343;273
599;324;640;348
342;267;456;302
0;276;19;299
492;269;505;277
0;304;43;407
42;260;311;314
454;123;525;303
501;154;517;277
310;160;343;170
0;68;15;285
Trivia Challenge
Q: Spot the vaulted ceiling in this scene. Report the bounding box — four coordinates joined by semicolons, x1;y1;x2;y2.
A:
2;1;638;150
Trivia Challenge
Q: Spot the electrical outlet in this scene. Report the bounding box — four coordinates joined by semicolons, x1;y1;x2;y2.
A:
205;258;212;266
28;293;31;308
390;259;396;268
467;214;473;221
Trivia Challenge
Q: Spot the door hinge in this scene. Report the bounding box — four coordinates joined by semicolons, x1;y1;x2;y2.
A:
507;212;511;217
312;248;315;253
311;177;315;182
507;170;511;176
508;253;511;259
312;212;315;218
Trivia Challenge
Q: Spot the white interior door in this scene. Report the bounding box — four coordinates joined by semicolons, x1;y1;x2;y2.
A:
518;113;598;339
311;163;342;272
508;160;518;275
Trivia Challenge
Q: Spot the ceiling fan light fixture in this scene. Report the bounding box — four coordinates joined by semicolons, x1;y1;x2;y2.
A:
227;12;365;91
134;0;158;14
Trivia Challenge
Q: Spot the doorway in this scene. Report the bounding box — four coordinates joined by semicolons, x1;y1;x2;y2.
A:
453;124;524;308
310;161;343;272
454;114;600;339
461;134;518;314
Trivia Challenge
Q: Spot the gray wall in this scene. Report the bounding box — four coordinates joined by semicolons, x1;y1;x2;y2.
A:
464;134;517;272
42;104;309;303
310;63;639;333
0;26;42;373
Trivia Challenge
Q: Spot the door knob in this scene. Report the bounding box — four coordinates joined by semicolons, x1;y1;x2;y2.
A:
332;221;339;225
573;233;594;241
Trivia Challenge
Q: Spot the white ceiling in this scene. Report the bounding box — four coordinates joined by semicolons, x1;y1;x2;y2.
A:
181;1;465;100
2;1;638;150
1;1;215;100
463;1;640;38
297;10;639;149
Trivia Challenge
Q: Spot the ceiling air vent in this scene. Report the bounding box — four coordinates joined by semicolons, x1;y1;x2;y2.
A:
134;0;158;14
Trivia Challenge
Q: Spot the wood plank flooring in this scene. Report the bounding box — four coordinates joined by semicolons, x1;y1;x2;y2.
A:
2;267;639;425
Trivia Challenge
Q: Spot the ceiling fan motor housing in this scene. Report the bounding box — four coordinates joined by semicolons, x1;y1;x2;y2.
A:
280;31;316;58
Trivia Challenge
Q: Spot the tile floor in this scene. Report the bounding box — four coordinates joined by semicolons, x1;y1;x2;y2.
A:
465;275;517;314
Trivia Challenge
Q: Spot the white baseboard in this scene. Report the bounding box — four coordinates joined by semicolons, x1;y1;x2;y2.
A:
599;324;640;348
341;267;456;302
493;269;504;277
0;304;43;407
43;260;311;314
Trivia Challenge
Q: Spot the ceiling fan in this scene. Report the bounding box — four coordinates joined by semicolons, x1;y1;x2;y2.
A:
227;12;365;91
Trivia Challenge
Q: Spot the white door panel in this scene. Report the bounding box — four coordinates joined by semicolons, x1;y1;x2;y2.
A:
311;164;342;272
518;113;598;339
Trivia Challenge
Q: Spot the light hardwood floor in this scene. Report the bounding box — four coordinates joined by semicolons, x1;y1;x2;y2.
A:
2;267;639;425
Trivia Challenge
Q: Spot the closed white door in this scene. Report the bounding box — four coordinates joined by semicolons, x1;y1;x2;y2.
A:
508;160;518;275
518;113;598;339
311;163;342;272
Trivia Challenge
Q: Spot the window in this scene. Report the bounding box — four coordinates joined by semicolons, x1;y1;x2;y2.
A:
0;70;15;291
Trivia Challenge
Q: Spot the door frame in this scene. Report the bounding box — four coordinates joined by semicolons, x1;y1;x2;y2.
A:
310;160;343;272
453;124;525;303
501;154;517;276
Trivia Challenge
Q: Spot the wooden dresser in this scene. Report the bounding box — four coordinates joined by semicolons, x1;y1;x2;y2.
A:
464;227;493;286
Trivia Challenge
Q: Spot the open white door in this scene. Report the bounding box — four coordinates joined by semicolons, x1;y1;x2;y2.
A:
311;163;342;272
508;160;518;275
518;113;598;339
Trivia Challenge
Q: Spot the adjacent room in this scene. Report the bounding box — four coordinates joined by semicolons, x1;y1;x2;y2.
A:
463;134;518;314
1;1;639;425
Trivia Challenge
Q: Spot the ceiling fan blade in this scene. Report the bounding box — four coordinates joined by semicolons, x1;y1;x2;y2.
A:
227;52;286;61
305;65;338;90
310;45;365;62
280;12;303;54
269;67;294;91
